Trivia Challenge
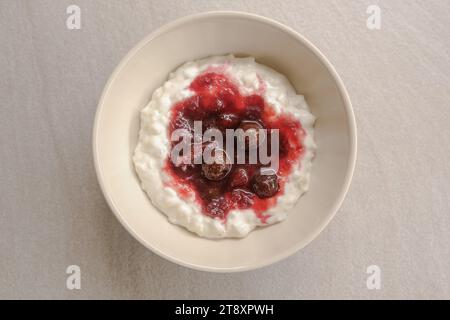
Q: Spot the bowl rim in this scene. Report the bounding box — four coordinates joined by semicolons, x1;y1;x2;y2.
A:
93;11;357;273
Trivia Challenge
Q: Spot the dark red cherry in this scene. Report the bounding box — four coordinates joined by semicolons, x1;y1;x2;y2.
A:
201;149;232;181
205;197;231;218
252;173;279;198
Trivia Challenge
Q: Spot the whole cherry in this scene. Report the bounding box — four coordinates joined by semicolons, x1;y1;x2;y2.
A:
201;149;232;181
218;113;240;129
252;173;279;198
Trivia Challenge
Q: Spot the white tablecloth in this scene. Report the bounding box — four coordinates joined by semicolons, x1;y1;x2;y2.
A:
1;0;449;299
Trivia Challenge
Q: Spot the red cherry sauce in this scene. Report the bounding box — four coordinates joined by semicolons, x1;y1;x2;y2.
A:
164;72;305;222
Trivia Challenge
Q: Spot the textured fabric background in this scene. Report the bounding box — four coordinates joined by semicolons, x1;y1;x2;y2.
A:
0;0;449;299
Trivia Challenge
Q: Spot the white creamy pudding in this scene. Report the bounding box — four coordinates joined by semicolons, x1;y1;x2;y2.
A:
133;55;316;238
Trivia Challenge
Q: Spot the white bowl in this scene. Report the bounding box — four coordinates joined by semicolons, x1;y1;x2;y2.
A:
93;11;356;272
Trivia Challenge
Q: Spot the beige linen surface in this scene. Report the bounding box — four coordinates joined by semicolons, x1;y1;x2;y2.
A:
0;0;449;299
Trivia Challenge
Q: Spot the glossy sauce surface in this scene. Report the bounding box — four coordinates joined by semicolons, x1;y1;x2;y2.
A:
165;72;305;221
